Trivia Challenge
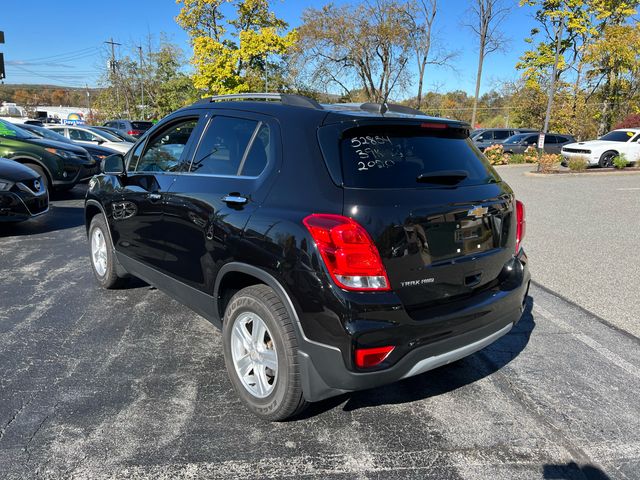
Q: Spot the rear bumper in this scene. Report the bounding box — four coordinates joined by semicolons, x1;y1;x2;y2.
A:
298;253;530;402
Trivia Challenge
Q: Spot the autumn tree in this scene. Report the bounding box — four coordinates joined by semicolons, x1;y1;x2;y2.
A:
176;0;297;95
404;1;456;109
466;0;510;128
94;38;196;121
294;1;416;102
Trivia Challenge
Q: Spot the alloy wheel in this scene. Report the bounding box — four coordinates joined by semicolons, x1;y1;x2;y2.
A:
91;228;108;277
231;312;278;398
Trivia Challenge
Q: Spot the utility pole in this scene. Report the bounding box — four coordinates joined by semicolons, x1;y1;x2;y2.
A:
85;84;91;121
137;46;144;119
536;17;564;171
0;31;6;83
105;38;122;116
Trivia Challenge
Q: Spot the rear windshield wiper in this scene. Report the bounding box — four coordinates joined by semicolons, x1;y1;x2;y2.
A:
416;170;469;185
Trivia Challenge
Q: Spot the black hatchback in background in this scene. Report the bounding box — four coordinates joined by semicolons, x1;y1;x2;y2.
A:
0;158;48;222
85;93;530;421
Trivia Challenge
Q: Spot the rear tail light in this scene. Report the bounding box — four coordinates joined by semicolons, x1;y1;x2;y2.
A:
515;200;526;254
355;346;395;368
303;214;391;291
127;130;142;136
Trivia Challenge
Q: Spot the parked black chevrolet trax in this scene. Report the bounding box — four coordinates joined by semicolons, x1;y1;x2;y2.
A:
85;94;530;420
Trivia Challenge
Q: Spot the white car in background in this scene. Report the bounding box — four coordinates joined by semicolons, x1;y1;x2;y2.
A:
561;128;640;167
46;125;134;154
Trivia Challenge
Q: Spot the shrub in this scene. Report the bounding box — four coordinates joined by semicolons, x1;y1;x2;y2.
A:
508;154;526;164
614;114;640;130
613;153;628;169
538;153;560;173
567;156;588;172
523;146;538;163
484;144;508;165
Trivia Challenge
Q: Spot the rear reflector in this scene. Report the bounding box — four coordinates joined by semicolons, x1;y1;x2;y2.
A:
355;346;395;368
303;214;390;291
515;200;526;253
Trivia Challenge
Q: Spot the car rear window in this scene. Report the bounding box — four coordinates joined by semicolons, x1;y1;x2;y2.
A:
132;122;153;130
339;124;498;188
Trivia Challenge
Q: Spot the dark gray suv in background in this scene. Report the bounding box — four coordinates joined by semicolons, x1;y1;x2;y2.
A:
502;132;576;155
472;128;537;151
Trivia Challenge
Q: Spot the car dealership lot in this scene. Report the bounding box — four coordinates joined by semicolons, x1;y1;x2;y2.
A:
1;182;639;479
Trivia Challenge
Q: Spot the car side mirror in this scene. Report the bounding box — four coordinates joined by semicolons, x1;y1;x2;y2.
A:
101;154;126;175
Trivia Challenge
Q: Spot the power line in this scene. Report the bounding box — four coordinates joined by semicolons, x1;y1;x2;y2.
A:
19;46;101;63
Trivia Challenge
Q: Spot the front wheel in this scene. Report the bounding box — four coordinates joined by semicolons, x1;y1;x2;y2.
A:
599;151;618;168
88;214;128;289
222;285;308;421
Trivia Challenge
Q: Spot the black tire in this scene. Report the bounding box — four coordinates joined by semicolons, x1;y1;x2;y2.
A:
24;164;49;191
88;214;128;289
599;151;618;168
222;285;308;421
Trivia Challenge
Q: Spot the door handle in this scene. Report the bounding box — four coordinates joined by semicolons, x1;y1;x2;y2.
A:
222;194;248;205
147;192;162;201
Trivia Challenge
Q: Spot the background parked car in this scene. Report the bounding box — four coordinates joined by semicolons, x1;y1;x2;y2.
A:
502;132;576;155
561;128;640;167
472;128;538;151
0;158;48;222
47;125;134;154
20;123;118;165
103;119;153;138
0;119;97;191
93;126;138;143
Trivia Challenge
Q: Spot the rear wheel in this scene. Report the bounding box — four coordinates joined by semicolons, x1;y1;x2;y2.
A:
89;214;128;289
222;285;308;421
599;151;618;168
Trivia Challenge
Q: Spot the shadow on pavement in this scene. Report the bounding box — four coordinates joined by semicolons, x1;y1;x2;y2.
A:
543;462;611;479
0;205;85;237
298;296;536;418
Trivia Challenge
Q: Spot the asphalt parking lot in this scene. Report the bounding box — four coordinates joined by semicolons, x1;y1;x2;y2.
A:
497;166;640;338
1;181;639;479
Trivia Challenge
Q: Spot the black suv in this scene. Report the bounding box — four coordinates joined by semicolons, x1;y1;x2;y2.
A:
85;93;530;420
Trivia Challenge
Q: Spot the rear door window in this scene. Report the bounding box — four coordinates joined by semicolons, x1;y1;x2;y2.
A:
339;125;497;188
493;130;510;140
190;116;261;176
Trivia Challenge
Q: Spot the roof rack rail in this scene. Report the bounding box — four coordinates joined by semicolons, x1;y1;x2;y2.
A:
360;102;425;116
204;93;324;110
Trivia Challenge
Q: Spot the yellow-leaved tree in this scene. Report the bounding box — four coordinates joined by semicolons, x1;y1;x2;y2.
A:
176;0;298;95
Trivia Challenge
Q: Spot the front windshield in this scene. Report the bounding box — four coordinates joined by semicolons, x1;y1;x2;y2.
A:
0;119;37;139
504;134;528;144
599;130;635;142
86;127;123;142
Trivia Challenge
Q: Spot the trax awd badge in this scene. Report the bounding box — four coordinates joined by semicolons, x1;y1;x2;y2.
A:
468;205;488;219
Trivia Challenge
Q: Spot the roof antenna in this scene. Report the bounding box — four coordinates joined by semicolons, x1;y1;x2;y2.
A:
380;102;388;114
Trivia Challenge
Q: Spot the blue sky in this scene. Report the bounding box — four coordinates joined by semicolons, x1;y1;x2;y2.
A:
1;0;537;96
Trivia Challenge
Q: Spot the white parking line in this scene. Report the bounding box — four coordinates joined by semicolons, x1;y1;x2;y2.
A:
616;187;640;191
534;305;640;379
